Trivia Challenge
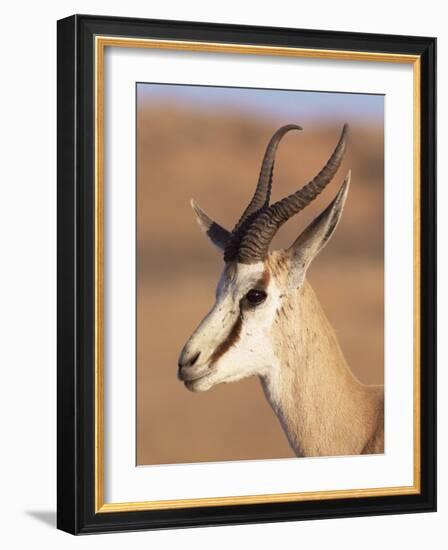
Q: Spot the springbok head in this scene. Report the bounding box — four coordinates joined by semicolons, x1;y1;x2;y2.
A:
178;124;351;392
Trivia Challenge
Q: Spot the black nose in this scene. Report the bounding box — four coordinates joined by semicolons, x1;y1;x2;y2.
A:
178;351;201;369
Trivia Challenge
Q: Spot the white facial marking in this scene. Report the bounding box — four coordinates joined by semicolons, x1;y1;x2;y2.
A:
178;261;282;392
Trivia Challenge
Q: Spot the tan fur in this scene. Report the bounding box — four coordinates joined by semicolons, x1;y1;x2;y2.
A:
260;252;384;457
180;176;384;457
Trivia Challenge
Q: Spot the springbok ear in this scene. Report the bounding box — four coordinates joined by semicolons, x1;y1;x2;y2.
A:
286;171;351;287
190;199;231;251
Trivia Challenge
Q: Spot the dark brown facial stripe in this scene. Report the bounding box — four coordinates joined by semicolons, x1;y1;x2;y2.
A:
209;267;269;365
209;314;243;365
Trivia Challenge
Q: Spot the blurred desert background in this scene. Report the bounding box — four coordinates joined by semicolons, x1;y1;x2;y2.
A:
136;84;384;465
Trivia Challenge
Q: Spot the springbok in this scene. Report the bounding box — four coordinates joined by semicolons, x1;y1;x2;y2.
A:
178;124;384;457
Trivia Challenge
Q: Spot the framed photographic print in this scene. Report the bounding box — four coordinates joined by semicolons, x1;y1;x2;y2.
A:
57;14;436;534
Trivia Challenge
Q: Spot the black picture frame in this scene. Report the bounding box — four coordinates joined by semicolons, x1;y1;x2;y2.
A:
57;14;436;535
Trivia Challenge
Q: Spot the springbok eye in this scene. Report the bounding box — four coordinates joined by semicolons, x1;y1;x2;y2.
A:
245;289;267;306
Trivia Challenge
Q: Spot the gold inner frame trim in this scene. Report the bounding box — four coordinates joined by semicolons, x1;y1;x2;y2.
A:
94;35;421;514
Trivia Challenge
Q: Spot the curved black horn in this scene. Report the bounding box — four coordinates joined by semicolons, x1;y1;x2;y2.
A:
224;124;302;262
236;124;302;225
236;124;349;264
